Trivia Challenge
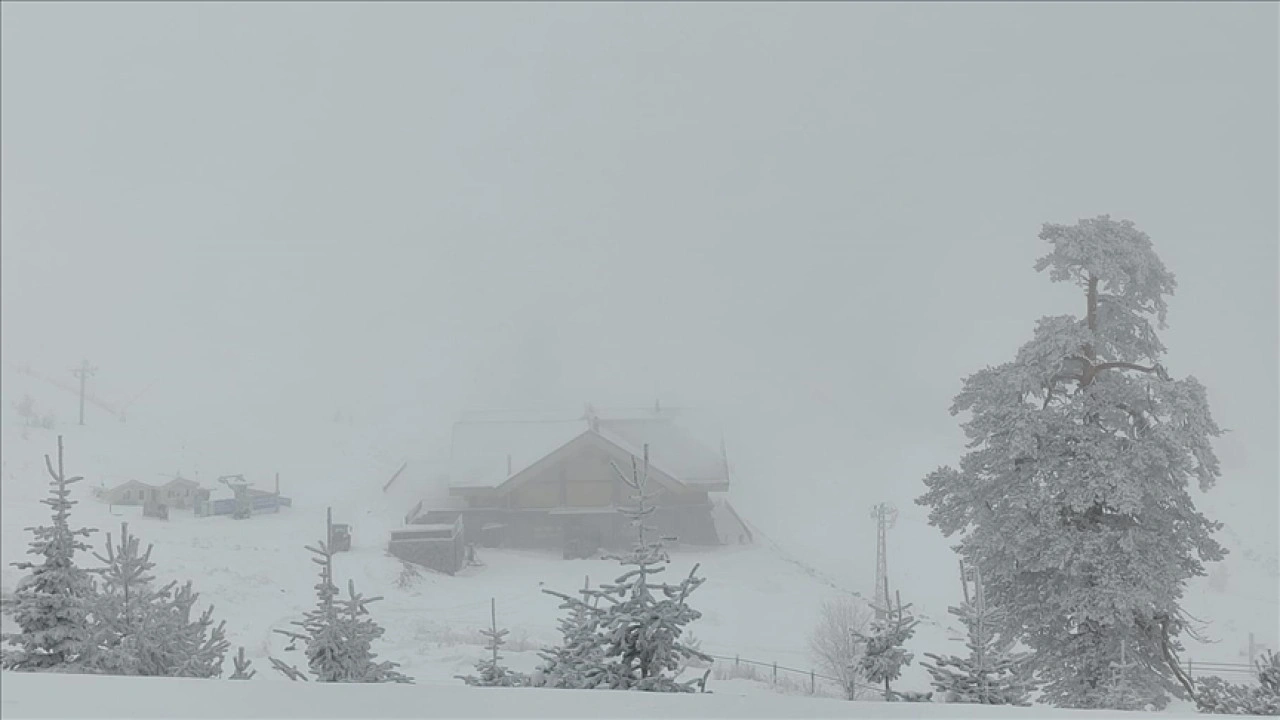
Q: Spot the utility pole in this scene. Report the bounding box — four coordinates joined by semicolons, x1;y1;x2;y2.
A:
870;502;898;619
71;359;97;426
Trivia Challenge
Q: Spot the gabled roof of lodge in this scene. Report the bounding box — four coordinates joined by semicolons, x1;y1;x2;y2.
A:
107;478;157;491
446;405;730;493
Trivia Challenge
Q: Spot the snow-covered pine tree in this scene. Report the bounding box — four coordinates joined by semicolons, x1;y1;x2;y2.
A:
2;436;98;672
90;522;229;677
271;530;411;683
922;563;1034;705
335;579;412;683
853;583;918;701
537;576;608;689
917;216;1226;709
229;647;256;679
457;599;528;687
164;581;231;678
541;445;712;692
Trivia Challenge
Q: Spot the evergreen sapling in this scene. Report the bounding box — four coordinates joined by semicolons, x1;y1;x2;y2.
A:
536;576;607;689
541;445;712;692
2;437;98;672
90;522;229;677
457;599;527;687
229;646;256;679
271;522;411;683
921;562;1034;705
853;582;919;701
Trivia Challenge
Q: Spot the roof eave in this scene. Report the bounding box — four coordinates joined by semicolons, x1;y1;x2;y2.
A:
448;485;496;496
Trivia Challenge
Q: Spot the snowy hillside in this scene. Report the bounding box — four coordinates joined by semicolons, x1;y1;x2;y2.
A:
0;359;1272;711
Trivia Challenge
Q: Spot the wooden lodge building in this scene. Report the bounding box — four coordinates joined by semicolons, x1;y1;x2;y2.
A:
403;406;752;558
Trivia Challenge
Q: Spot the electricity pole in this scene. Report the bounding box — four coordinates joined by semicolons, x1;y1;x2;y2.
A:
870;502;898;619
71;359;97;426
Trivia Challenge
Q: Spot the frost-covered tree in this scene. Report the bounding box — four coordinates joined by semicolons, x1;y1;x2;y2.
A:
536;576;608;689
2;437;98;672
541;445;712;692
810;595;873;700
853;585;918;701
922;564;1034;705
917;216;1226;709
1195;650;1280;716
457;599;528;687
271;535;411;683
90;522;229;677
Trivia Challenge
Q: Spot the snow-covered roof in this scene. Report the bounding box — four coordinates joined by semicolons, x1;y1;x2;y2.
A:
107;478;156;491
447;407;729;492
449;417;587;489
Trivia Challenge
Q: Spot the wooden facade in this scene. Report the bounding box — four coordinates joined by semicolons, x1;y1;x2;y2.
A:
99;480;160;506
159;477;201;509
413;409;735;557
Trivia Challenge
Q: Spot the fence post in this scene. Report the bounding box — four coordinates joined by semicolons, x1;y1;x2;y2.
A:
735;654;739;668
772;661;777;684
810;669;816;695
1187;659;1193;680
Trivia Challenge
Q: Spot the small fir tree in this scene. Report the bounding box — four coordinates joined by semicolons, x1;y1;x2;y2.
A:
854;581;918;701
90;522;229;677
2;437;98;671
229;646;256;679
457;599;528;687
271;514;411;683
921;563;1034;705
541;445;712;692
537;576;608;689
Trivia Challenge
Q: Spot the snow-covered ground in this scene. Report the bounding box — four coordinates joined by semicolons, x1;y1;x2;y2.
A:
0;362;1273;715
1;671;1163;719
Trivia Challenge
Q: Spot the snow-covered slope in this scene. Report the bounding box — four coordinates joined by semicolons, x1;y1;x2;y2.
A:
0;417;880;694
0;363;1273;709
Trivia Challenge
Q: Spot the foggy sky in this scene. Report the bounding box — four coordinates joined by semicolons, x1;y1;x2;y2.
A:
2;3;1276;551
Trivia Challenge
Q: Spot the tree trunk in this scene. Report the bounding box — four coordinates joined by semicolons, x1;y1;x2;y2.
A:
1084;274;1098;362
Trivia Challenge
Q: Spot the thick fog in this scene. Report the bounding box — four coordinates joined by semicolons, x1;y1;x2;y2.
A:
2;3;1276;582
